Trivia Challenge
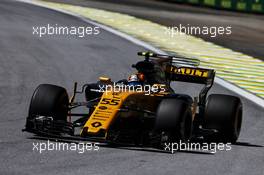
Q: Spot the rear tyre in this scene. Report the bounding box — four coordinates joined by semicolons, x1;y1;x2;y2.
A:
27;84;69;125
155;99;193;146
204;94;242;143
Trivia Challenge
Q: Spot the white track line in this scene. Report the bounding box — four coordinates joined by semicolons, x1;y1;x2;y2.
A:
16;0;264;108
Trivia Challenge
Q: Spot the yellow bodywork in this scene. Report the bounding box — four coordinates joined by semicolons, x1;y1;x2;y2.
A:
81;90;144;136
168;66;209;78
81;85;168;137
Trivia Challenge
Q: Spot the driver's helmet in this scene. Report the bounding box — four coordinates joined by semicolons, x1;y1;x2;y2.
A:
127;73;144;86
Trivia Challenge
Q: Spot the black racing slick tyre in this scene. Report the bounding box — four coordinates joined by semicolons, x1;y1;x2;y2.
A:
155;99;193;143
27;84;69;121
204;94;242;143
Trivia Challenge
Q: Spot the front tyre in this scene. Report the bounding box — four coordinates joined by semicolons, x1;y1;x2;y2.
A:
204;94;242;143
26;84;69;130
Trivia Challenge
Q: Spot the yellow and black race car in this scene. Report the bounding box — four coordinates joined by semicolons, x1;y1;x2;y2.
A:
23;52;242;148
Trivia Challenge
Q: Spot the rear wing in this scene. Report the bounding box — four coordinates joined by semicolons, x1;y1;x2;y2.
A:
166;65;215;85
137;52;215;106
165;65;215;107
138;52;200;67
137;51;215;85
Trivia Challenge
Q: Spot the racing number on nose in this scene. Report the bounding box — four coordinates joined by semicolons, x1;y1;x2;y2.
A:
101;98;120;105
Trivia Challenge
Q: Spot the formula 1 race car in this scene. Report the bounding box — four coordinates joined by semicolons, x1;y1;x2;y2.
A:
23;52;243;148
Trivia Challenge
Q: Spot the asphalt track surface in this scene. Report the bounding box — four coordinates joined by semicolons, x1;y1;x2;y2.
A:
48;0;264;61
0;1;263;175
